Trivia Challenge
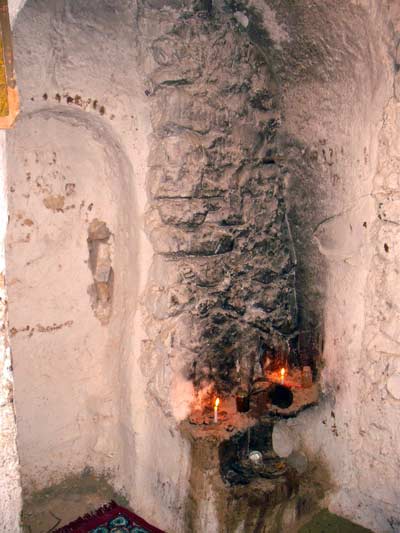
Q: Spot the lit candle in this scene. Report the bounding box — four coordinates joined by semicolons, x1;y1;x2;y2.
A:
214;397;220;424
280;368;285;385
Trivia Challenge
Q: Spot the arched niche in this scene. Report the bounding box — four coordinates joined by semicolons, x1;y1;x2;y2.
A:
7;105;138;490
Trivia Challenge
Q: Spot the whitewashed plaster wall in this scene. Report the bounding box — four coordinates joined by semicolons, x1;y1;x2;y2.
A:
8;0;146;489
0;129;22;532
7;2;191;532
7;109;134;486
269;2;400;532
0;3;27;532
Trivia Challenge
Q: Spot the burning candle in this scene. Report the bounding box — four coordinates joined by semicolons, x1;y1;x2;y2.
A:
214;397;220;424
280;368;285;385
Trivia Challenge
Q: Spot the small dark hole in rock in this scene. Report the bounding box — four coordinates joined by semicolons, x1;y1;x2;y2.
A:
268;384;293;408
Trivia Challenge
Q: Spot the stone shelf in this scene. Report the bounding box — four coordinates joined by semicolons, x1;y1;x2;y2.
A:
184;396;258;440
184;380;319;438
181;417;299;532
181;381;321;531
258;382;319;419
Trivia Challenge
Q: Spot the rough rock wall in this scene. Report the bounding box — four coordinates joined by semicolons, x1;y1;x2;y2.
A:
354;3;400;527
140;0;298;416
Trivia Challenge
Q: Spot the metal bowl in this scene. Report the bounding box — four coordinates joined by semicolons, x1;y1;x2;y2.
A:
248;450;263;465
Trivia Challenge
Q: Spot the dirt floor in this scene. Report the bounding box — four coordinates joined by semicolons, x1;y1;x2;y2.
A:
299;509;374;533
22;473;374;533
21;471;128;533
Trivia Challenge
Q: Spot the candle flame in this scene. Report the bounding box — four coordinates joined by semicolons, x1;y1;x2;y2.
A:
280;368;285;378
214;397;220;409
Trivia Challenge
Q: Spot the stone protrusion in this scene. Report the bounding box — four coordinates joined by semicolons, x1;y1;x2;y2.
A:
149;225;235;256
387;373;400;400
87;219;113;325
143;7;299;396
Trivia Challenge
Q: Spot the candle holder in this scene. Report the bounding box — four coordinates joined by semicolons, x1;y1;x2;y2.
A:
255;389;269;415
236;389;250;413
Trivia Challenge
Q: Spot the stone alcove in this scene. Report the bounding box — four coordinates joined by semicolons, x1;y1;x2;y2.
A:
7;106;138;489
3;0;400;532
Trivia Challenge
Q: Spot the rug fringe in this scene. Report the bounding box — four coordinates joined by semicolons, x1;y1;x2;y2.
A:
54;500;118;533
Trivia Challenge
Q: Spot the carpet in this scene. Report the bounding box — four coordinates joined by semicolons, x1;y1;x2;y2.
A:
54;501;166;533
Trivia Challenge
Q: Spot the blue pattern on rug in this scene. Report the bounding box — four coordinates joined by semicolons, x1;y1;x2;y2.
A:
90;514;150;533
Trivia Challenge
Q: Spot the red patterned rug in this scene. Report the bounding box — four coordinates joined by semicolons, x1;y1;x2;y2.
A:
54;501;166;533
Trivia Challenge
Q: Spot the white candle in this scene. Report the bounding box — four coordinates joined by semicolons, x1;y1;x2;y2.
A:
214;397;220;424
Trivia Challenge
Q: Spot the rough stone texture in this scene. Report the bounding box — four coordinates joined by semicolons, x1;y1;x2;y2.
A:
87;219;114;325
7;1;302;529
143;0;400;530
142;1;299;416
181;417;332;533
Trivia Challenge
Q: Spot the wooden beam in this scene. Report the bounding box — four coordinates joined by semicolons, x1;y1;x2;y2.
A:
0;0;18;129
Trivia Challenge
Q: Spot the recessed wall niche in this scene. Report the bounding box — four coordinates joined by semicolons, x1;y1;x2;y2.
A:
6;109;137;489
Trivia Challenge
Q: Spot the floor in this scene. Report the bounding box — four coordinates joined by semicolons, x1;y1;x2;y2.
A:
22;473;374;533
299;509;374;533
21;471;127;533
